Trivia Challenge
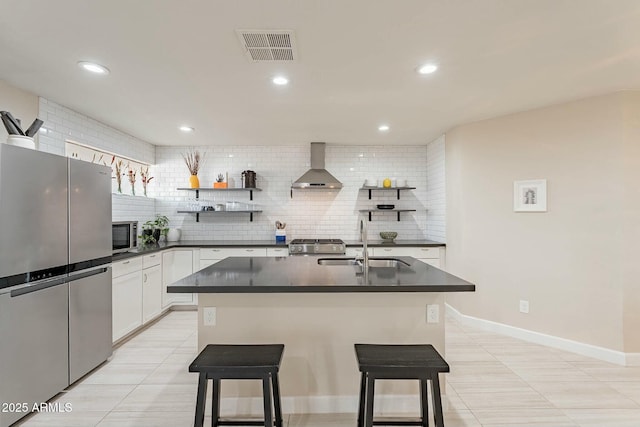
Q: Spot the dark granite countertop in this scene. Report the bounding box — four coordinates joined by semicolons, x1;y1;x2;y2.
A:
167;256;474;293
112;239;445;262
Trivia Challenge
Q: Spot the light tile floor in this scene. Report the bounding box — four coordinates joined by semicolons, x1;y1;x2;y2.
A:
16;311;640;427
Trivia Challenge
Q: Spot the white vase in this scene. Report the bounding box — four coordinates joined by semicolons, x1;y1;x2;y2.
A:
167;228;181;242
6;135;35;149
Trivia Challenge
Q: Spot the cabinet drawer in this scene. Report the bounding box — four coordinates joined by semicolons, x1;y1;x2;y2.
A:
201;248;267;259
112;257;143;278
372;246;441;259
345;247;372;257
267;248;288;257
142;253;161;268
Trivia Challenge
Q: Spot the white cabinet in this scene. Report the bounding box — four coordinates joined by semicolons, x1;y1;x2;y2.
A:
112;258;143;342
267;247;288;257
142;254;162;323
162;249;195;307
345;247;373;258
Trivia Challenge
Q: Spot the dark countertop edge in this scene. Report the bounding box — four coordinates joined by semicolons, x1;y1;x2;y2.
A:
167;285;474;293
112;240;445;262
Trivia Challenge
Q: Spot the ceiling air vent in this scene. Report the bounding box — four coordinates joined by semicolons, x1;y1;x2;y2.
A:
236;30;297;62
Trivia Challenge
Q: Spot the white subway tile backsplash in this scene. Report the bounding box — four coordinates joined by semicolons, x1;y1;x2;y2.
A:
154;144;429;241
39;98;156;224
426;135;446;242
37;97;446;241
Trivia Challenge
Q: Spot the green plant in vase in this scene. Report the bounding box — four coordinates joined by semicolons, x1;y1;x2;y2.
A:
154;215;170;241
139;220;157;246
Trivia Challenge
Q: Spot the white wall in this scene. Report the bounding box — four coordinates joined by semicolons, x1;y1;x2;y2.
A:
154;144;429;241
445;92;636;352
426;135;446;242
38;98;156;223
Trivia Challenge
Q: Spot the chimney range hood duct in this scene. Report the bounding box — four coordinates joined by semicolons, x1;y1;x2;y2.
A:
291;142;342;190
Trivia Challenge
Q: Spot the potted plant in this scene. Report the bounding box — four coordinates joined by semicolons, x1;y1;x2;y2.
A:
139;220;157;246
213;173;227;188
138;215;170;245
153;215;170;242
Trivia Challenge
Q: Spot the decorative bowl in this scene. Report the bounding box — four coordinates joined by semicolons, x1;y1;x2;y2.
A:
380;231;398;241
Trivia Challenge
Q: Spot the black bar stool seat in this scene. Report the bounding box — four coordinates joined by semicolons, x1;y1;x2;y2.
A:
190;344;285;427
355;344;449;427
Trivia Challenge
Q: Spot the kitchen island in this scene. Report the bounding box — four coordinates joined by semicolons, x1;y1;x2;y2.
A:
168;256;474;415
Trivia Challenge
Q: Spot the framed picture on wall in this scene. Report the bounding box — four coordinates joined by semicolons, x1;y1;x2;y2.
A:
514;179;547;212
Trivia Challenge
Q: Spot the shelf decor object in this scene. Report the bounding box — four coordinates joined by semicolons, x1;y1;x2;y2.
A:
176;187;263;221
140;166;153;197
213;173;227;188
182;148;205;189
359;209;417;222
514;179;547;212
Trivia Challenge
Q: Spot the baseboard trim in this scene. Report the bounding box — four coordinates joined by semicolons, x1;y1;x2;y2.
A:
217;394;448;415
446;304;640;366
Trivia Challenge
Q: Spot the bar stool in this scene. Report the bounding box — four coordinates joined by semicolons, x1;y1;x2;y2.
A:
189;344;285;427
355;344;449;427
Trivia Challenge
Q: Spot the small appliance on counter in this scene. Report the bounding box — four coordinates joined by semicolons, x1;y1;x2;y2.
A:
112;221;138;253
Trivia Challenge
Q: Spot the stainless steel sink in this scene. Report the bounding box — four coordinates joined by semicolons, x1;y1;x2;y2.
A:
317;258;361;266
367;258;410;268
317;258;410;268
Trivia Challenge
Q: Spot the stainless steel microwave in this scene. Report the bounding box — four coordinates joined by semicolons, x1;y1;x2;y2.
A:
112;221;138;254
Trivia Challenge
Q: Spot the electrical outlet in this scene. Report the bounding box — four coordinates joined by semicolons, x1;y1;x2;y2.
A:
203;307;217;326
519;300;529;314
427;304;440;323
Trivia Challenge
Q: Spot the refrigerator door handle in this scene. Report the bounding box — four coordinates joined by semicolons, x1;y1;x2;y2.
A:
67;266;110;283
10;276;67;297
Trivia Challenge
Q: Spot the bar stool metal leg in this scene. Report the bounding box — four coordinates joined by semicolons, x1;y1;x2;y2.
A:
262;375;274;427
271;373;283;427
194;372;208;427
430;373;444;427
420;379;429;427
364;375;375;427
357;373;366;427
211;378;221;427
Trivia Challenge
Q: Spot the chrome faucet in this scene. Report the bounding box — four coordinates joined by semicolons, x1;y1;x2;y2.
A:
358;218;369;269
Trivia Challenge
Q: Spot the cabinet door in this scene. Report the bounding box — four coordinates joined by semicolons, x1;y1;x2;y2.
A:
266;247;288;257
162;250;194;307
143;264;162;323
112;270;143;342
345;247;372;257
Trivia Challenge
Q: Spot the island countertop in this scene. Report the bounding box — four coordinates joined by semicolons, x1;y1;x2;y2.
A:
167;255;475;293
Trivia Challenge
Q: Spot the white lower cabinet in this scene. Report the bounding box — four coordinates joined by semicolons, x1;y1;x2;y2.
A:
267;247;288;257
142;263;162;323
112;258;143;343
345;247;373;258
162;249;195;307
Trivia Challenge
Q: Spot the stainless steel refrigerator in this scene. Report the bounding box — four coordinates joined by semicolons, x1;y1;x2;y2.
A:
0;144;112;427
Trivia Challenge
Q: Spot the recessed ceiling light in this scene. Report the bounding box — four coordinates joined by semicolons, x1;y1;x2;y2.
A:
378;125;390;132
417;64;438;75
272;76;289;86
179;126;195;133
77;61;110;75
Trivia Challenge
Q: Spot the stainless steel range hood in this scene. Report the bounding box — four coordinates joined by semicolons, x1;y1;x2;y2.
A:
291;142;343;190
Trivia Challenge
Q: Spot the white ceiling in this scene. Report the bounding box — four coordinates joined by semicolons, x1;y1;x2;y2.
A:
1;0;639;146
